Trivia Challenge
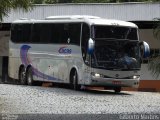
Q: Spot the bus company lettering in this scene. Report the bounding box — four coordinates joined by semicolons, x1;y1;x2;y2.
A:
58;46;72;54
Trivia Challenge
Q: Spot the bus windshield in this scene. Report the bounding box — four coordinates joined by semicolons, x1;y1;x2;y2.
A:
92;25;138;40
89;25;141;70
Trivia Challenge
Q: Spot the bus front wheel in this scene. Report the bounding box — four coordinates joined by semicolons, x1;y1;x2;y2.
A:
114;87;121;93
70;70;79;90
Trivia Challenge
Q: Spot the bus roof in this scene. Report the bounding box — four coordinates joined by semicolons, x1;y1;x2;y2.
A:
12;15;138;28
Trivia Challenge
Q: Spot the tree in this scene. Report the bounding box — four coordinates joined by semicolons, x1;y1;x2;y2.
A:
148;18;160;78
32;0;44;4
31;0;160;4
0;0;32;21
45;0;56;4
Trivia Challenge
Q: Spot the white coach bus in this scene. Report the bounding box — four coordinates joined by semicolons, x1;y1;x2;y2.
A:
9;15;150;92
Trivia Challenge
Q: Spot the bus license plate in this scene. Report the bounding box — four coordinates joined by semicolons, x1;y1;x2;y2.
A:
112;81;121;85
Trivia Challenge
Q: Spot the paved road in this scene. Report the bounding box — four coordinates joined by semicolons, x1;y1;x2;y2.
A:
0;84;160;119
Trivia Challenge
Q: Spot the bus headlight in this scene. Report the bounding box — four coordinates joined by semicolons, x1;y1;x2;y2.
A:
95;73;100;77
133;75;140;79
91;72;103;78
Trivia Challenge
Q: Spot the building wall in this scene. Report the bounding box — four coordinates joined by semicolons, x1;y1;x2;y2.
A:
0;31;9;56
3;3;160;23
0;31;9;82
0;57;2;81
139;29;160;80
139;29;160;49
140;64;160;80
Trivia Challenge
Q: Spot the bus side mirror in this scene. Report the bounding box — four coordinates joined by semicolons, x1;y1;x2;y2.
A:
139;41;150;58
88;38;95;55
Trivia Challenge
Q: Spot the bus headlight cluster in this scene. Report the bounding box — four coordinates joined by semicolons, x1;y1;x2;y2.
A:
91;72;104;78
133;75;140;79
95;73;100;77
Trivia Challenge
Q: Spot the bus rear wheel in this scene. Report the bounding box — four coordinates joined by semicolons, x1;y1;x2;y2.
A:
19;67;26;85
26;67;34;86
70;70;79;90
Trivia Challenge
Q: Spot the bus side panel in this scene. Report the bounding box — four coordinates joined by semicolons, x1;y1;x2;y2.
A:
8;43;27;80
57;60;69;83
67;45;85;85
34;57;69;83
35;58;59;82
8;56;21;80
27;45;69;83
82;65;92;85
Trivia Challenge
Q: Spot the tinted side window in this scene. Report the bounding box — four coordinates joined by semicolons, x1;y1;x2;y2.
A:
81;23;90;49
11;24;31;43
41;24;52;43
11;23;81;44
81;23;90;62
69;23;81;45
23;24;31;42
52;24;68;44
31;24;40;43
11;24;19;42
52;23;81;44
31;23;53;43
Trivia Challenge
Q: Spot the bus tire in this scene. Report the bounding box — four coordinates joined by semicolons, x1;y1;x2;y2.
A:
114;87;121;93
26;67;34;86
70;69;79;90
19;66;26;85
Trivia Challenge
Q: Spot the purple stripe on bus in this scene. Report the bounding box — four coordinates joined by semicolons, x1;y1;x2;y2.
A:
20;45;63;81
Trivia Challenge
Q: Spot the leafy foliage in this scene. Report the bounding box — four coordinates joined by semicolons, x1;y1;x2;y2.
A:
153;18;160;41
148;19;160;78
31;0;160;4
32;0;44;4
148;56;160;78
0;0;32;21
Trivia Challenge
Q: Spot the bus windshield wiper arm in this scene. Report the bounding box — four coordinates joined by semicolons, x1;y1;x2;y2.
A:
93;38;134;41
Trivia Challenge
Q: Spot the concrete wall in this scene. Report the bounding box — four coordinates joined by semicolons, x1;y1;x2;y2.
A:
0;31;9;82
139;29;160;80
0;31;9;56
140;64;160;80
0;57;2;81
139;29;160;49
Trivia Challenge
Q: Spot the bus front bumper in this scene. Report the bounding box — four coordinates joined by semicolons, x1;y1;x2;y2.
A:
90;77;140;88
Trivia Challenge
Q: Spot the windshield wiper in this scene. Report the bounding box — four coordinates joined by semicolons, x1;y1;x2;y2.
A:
94;38;138;41
113;68;140;71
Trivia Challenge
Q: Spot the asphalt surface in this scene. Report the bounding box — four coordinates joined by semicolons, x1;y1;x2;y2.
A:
0;84;160;119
